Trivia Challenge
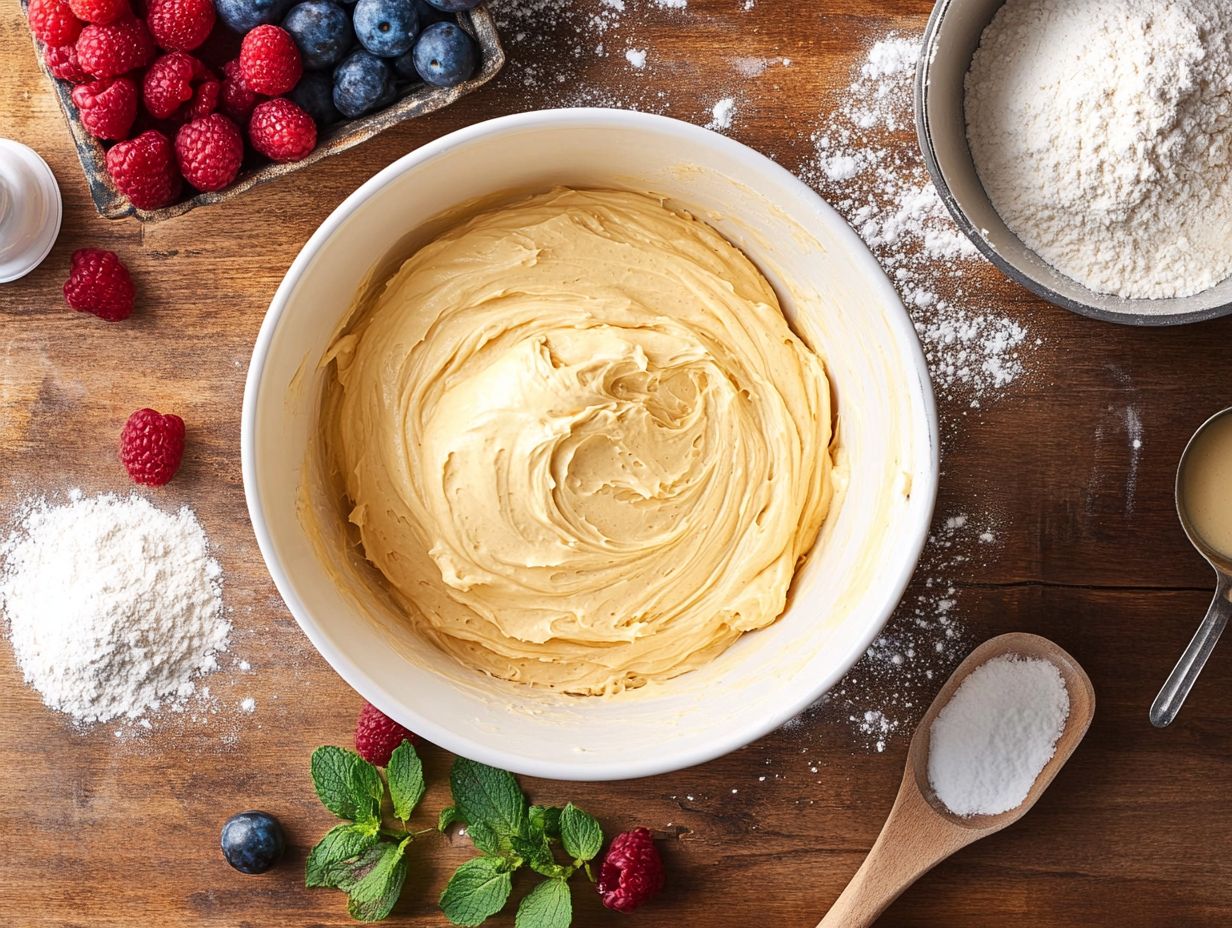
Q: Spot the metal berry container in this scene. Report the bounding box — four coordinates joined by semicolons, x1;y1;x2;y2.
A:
22;3;504;223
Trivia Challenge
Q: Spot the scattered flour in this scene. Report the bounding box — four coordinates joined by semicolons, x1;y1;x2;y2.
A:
240;697;256;714
0;492;229;726
706;97;735;131
624;47;646;69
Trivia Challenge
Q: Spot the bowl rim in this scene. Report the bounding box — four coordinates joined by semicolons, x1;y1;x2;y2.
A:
915;0;1232;328
241;107;940;780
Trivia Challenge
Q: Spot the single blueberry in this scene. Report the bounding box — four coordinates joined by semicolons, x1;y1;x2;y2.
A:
333;48;394;117
283;0;354;70
411;21;476;87
414;0;451;25
422;0;480;11
220;811;286;875
289;70;342;125
216;0;293;33
353;0;419;58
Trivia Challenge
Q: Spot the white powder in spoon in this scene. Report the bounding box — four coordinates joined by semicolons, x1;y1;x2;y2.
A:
927;655;1070;817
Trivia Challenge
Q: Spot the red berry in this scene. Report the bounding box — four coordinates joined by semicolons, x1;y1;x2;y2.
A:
70;76;137;139
175;113;242;191
28;0;82;46
63;248;134;322
120;408;186;486
354;701;416;766
141;51;207;119
44;43;91;82
248;97;315;162
597;828;664;913
219;58;259;122
187;77;220;118
147;0;214;51
67;0;128;24
76;15;154;78
105;129;182;209
238;25;301;96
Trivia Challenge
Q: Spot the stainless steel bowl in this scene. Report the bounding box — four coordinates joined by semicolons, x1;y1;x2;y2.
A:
915;0;1232;327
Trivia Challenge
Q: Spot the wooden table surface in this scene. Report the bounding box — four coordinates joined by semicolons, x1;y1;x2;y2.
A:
3;1;1232;925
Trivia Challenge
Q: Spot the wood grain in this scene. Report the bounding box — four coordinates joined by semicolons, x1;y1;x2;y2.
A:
3;1;1232;926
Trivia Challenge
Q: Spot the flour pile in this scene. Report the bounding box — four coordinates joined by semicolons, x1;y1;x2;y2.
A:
967;0;1232;300
0;492;228;725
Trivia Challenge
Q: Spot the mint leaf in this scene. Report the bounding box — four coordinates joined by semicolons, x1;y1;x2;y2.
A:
450;758;527;837
466;821;504;857
528;805;563;840
346;839;410;922
349;756;385;829
515;878;571;928
559;804;602;862
319;843;391;893
511;831;566;879
387;740;425;822
439;806;459;832
306;824;380;888
312;746;382;825
440;856;513;927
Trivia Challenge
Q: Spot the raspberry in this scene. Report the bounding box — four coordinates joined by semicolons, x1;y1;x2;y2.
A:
219;58;259;122
105;129;182;209
76;16;154;78
28;0;82;46
174;112;242;191
147;0;214;51
238;25;301;96
248;98;315;162
44;43;90;82
354;701;416;766
187;77;220;118
141;51;207;119
70;76;136;139
120;408;186;486
63;248;134;322
596;828;664;913
68;0;127;24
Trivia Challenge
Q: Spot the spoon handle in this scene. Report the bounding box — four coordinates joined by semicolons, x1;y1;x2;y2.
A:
1151;574;1232;728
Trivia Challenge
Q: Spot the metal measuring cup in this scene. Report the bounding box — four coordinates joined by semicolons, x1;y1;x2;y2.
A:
1151;407;1232;727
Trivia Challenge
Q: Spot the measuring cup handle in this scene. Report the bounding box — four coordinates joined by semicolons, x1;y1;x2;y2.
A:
1150;574;1232;727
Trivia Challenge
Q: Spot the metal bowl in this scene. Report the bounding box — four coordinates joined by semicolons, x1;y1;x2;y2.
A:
915;0;1232;326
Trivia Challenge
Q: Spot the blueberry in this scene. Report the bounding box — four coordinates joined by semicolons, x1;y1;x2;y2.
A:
392;47;417;80
220;811;286;875
411;22;476;87
422;0;480;10
216;0;293;32
289;70;341;125
333;49;394;117
353;0;419;58
415;0;452;23
283;0;354;69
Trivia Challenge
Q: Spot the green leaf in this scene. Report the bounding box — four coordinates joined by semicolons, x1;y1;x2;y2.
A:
439;856;513;927
346;840;410;922
319;843;392;894
515;878;572;928
387;740;425;822
559;804;603;862
511;830;566;879
438;806;459;832
305;824;380;888
528;805;563;840
450;758;527;837
466;821;504;857
309;746;384;827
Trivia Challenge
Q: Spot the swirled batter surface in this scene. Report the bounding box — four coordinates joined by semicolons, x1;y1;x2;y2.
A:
322;188;834;695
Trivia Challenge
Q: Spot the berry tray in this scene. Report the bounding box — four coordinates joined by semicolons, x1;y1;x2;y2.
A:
22;4;505;223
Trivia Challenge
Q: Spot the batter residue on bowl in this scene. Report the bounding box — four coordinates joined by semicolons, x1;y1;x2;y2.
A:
319;187;835;695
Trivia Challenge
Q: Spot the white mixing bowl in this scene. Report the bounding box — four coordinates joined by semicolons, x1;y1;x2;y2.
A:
242;109;938;781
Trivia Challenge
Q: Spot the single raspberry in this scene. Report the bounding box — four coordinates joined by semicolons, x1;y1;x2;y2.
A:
354;701;416;766
28;0;82;46
174;112;242;191
219;58;258;122
70;76;137;139
187;77;220;118
238;25;301;96
597;828;665;913
141;51;206;119
105;128;182;209
248;97;315;162
76;15;154;78
147;0;214;51
63;248;134;321
120;408;186;486
44;43;90;82
67;0;127;24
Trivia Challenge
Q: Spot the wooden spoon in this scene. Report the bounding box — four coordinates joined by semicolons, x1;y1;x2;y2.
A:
817;632;1095;928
